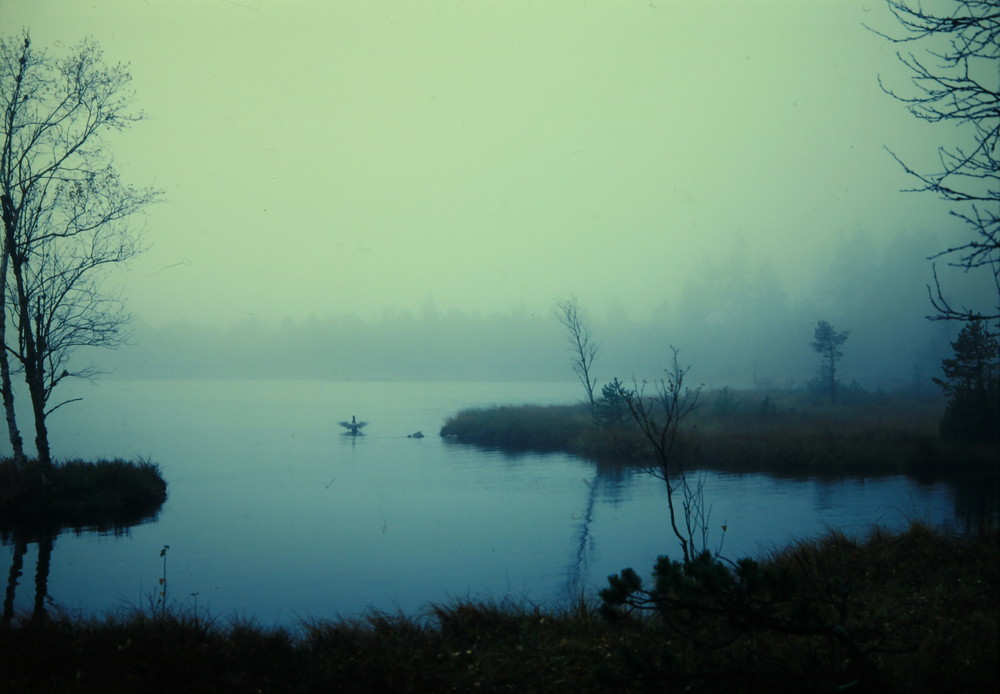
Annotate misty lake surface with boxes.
[2,380,962,627]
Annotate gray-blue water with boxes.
[2,380,961,626]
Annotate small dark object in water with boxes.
[338,415,368,436]
[407,431,424,438]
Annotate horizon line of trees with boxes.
[102,240,970,390]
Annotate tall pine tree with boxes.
[810,321,850,401]
[933,321,1000,442]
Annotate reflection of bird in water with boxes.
[338,415,368,435]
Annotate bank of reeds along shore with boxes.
[439,388,995,478]
[0,458,167,533]
[0,522,995,693]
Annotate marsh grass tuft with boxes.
[0,457,167,533]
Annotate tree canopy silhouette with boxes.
[0,33,159,466]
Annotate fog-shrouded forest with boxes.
[7,0,996,400]
[2,3,998,690]
[98,225,987,390]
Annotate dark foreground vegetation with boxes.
[0,522,995,693]
[439,389,995,478]
[0,458,167,533]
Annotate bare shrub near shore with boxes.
[622,347,707,564]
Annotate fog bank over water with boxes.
[4,0,980,332]
[100,227,989,388]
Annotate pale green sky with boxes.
[2,0,953,326]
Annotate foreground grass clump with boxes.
[602,522,999,692]
[0,458,167,531]
[765,523,998,692]
[440,389,991,477]
[0,524,995,693]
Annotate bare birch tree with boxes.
[1,33,158,466]
[622,347,704,564]
[555,296,600,413]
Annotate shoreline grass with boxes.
[1,391,994,689]
[439,389,997,478]
[0,522,995,692]
[0,458,168,534]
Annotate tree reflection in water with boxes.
[3,527,55,622]
[1,503,163,623]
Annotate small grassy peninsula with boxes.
[0,458,167,532]
[438,389,993,477]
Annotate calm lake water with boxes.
[1,380,966,627]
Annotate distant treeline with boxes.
[102,228,989,387]
[107,307,569,381]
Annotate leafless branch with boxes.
[623,347,703,563]
[555,295,601,412]
[872,0,999,329]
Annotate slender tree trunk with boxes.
[0,196,26,466]
[23,351,51,468]
[827,348,837,402]
[0,363,24,464]
[1,45,30,468]
[5,230,51,467]
[27,309,51,467]
[27,379,51,467]
[0,255,25,466]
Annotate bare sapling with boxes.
[555,296,600,416]
[622,347,707,564]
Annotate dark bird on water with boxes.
[339,415,368,436]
